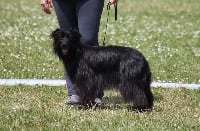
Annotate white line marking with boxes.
[0,79,199,89]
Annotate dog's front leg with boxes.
[80,92,95,108]
[76,83,96,108]
[76,66,97,108]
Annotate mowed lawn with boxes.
[0,0,199,130]
[0,86,199,130]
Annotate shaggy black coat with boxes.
[51,28,154,111]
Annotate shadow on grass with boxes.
[101,96,126,110]
[69,90,163,112]
[101,95,162,112]
[75,94,162,112]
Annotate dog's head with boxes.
[51,28,81,59]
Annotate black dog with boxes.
[51,28,154,111]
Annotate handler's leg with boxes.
[76,0,104,46]
[52,0,78,29]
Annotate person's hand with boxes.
[41,0,52,14]
[109,0,118,5]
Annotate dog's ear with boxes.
[50,28,61,39]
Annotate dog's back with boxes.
[82,45,148,68]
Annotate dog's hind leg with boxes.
[119,57,153,111]
[119,70,153,111]
[119,82,152,111]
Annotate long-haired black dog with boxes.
[51,28,154,111]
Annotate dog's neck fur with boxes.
[62,46,82,82]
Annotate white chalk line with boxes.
[0,79,199,89]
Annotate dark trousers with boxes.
[52,0,104,46]
[52,0,104,98]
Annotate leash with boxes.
[102,2,118,46]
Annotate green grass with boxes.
[0,0,200,130]
[0,86,199,130]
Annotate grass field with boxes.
[0,86,199,130]
[0,86,200,131]
[0,0,199,130]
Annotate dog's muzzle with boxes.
[61,43,68,55]
[62,48,68,55]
